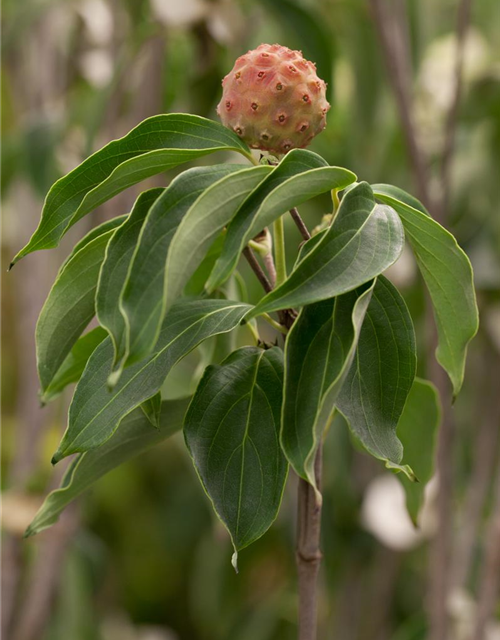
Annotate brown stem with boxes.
[290,207,311,241]
[296,446,323,640]
[263,252,277,288]
[243,246,273,293]
[244,241,322,639]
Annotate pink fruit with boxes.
[217,43,330,155]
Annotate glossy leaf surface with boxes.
[337,276,417,478]
[206,149,356,290]
[282,281,375,487]
[163,165,273,312]
[184,347,287,566]
[248,182,404,318]
[11,114,252,265]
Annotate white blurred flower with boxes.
[79,49,114,87]
[361,474,436,550]
[150,0,208,27]
[385,244,417,289]
[77,0,114,46]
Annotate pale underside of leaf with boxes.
[337,276,417,479]
[372,184,478,398]
[26,398,190,537]
[52,299,252,462]
[119,164,246,369]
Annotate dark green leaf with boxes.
[206,149,356,291]
[282,280,375,488]
[25,398,190,537]
[163,165,273,312]
[40,327,108,405]
[140,392,163,429]
[372,184,479,397]
[337,276,417,478]
[120,165,245,367]
[52,299,251,462]
[36,219,124,395]
[11,114,253,265]
[247,182,404,318]
[184,347,287,567]
[397,378,441,524]
[96,188,164,366]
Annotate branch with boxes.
[243,246,273,293]
[297,446,323,640]
[368,0,431,209]
[439,0,474,223]
[290,207,311,241]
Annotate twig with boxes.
[471,456,500,640]
[243,246,273,293]
[368,0,431,208]
[290,207,311,241]
[297,446,323,640]
[439,0,474,224]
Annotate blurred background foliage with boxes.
[1,0,500,639]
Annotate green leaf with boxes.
[247,182,405,319]
[96,188,164,366]
[36,219,124,395]
[184,346,287,567]
[140,392,163,429]
[52,299,252,462]
[11,114,252,265]
[163,165,273,312]
[40,327,108,405]
[281,280,375,489]
[397,378,441,525]
[337,276,417,478]
[120,164,245,367]
[372,184,479,397]
[206,149,356,291]
[25,398,190,537]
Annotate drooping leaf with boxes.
[36,219,125,395]
[60,216,127,269]
[11,114,253,265]
[397,378,441,524]
[337,276,417,478]
[40,327,108,405]
[247,182,405,319]
[206,149,356,291]
[140,392,163,429]
[281,280,375,488]
[26,398,190,537]
[184,346,287,568]
[52,299,252,462]
[96,188,164,365]
[372,184,479,398]
[120,164,245,367]
[163,165,273,312]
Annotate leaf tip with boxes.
[107,369,122,391]
[51,450,63,466]
[231,550,239,574]
[23,525,35,539]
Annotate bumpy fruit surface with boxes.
[217,43,330,155]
